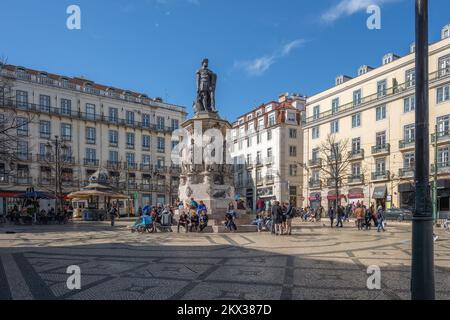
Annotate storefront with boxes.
[372,186,387,209]
[309,192,322,210]
[257,187,276,208]
[348,188,365,206]
[399,182,415,209]
[400,179,450,212]
[327,191,346,209]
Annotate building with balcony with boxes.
[0,63,187,214]
[302,24,450,211]
[230,93,306,210]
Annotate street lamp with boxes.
[46,135,68,213]
[411,0,435,300]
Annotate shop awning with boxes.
[309,193,321,201]
[0,192,21,198]
[373,186,387,199]
[327,194,346,200]
[348,188,364,199]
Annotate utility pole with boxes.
[411,0,435,300]
[433,124,438,223]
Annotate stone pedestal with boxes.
[178,111,235,227]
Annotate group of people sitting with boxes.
[2,204,72,225]
[130,204,175,233]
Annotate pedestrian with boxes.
[177,211,190,233]
[376,206,385,232]
[109,204,118,227]
[199,211,209,232]
[256,197,265,215]
[284,202,294,235]
[336,205,344,228]
[328,206,336,228]
[355,204,364,230]
[271,201,283,235]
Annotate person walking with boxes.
[355,204,364,230]
[376,206,385,232]
[328,206,336,228]
[109,204,118,227]
[336,205,344,228]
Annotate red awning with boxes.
[327,194,346,200]
[348,193,365,199]
[0,192,20,198]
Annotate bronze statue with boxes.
[194,58,217,113]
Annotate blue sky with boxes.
[0,0,449,121]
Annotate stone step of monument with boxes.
[213,225,258,233]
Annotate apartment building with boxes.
[231,93,306,210]
[303,24,450,212]
[0,64,187,214]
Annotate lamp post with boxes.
[411,0,435,300]
[46,135,67,214]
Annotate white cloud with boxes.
[234,39,305,77]
[321,0,399,23]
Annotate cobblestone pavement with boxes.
[0,220,449,300]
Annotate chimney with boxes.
[278,92,289,103]
[442,24,450,40]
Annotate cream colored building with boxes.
[231,93,306,210]
[0,64,187,214]
[303,24,450,211]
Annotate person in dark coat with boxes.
[271,201,283,235]
[328,207,336,228]
[336,205,344,228]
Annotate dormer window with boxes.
[247,114,253,121]
[382,53,399,65]
[335,75,352,86]
[442,24,450,40]
[265,104,273,113]
[410,42,416,53]
[358,65,373,76]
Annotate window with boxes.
[377,80,387,98]
[39,143,47,157]
[246,137,252,148]
[39,120,51,139]
[142,155,151,165]
[330,120,339,133]
[268,113,276,126]
[248,122,254,134]
[286,111,296,122]
[267,148,273,159]
[256,168,262,184]
[157,137,165,152]
[171,119,179,130]
[267,130,272,141]
[352,138,361,154]
[256,151,262,165]
[86,127,96,144]
[109,108,118,123]
[376,131,387,146]
[404,124,415,142]
[126,153,135,166]
[438,147,449,166]
[237,172,243,186]
[16,90,28,107]
[438,54,450,76]
[257,133,262,144]
[15,117,28,136]
[39,95,51,112]
[312,170,320,182]
[126,132,135,149]
[61,123,72,141]
[86,148,96,160]
[142,135,151,150]
[312,126,320,139]
[126,111,135,125]
[375,158,386,174]
[109,130,118,146]
[437,85,450,103]
[289,128,297,139]
[157,116,165,130]
[437,115,450,134]
[352,163,361,177]
[404,96,416,113]
[156,157,165,168]
[331,143,340,161]
[289,146,297,157]
[331,98,339,114]
[142,114,150,128]
[351,113,361,128]
[109,151,119,163]
[313,105,320,120]
[246,154,252,166]
[265,104,273,113]
[405,68,416,88]
[289,164,297,177]
[376,105,386,121]
[86,103,96,119]
[171,140,179,150]
[61,99,71,115]
[238,140,243,150]
[353,90,362,106]
[17,141,28,158]
[404,153,415,169]
[258,118,265,130]
[312,148,319,161]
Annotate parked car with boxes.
[384,208,413,222]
